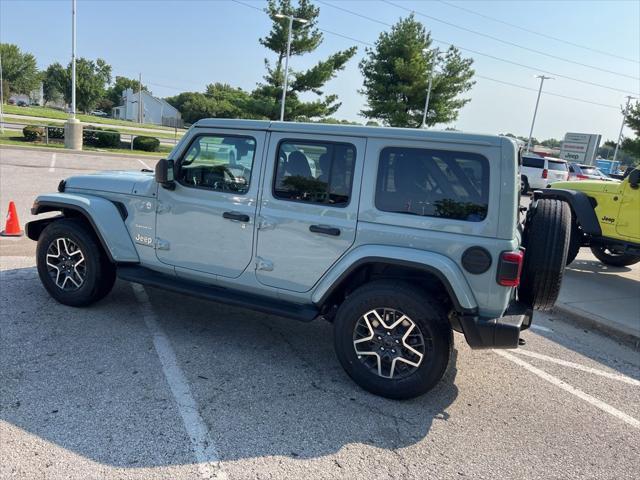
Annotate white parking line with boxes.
[48,153,57,172]
[137,158,152,170]
[530,325,553,333]
[494,349,640,429]
[512,349,640,386]
[132,284,227,480]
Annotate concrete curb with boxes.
[553,303,640,348]
[0,143,163,161]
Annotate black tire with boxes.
[333,280,452,400]
[566,220,581,266]
[36,218,116,307]
[521,176,529,195]
[519,198,571,311]
[590,245,640,267]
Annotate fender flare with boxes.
[27,193,139,263]
[312,245,478,313]
[536,188,602,236]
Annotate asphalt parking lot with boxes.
[1,146,639,480]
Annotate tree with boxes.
[106,76,147,106]
[41,58,111,112]
[359,15,475,127]
[42,63,66,105]
[166,83,255,124]
[250,0,357,120]
[0,43,40,97]
[621,101,640,161]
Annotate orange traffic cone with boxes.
[1,201,23,237]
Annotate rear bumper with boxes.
[459,302,532,349]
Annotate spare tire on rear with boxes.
[519,198,571,311]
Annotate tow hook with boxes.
[518,338,526,346]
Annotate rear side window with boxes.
[522,156,544,168]
[548,160,568,171]
[273,140,356,206]
[376,147,489,222]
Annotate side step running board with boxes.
[117,265,319,322]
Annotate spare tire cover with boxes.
[519,198,571,311]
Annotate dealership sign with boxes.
[560,132,601,165]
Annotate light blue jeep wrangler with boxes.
[27,120,571,399]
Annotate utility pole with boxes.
[0,49,4,134]
[526,75,553,153]
[613,95,635,163]
[275,13,307,122]
[138,73,143,124]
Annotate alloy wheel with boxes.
[46,237,86,291]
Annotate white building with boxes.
[112,88,182,127]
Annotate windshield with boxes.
[580,166,598,175]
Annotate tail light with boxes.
[576,174,589,180]
[497,250,524,287]
[542,169,548,179]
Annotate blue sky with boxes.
[1,0,639,141]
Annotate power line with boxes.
[437,0,640,64]
[381,0,639,80]
[230,0,624,111]
[315,0,639,96]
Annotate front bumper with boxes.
[459,302,532,349]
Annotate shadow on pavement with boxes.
[567,258,633,275]
[0,267,459,467]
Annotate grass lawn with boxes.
[3,104,185,132]
[0,131,171,157]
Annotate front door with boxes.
[155,130,266,278]
[255,133,366,292]
[616,175,640,241]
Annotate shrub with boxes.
[83,127,99,146]
[133,136,160,152]
[23,125,44,141]
[95,128,120,148]
[47,125,65,139]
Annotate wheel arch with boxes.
[27,193,139,263]
[537,188,602,236]
[313,245,478,317]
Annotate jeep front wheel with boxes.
[333,281,452,400]
[590,245,640,267]
[36,218,116,307]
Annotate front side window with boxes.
[376,147,489,222]
[178,135,256,194]
[273,140,356,206]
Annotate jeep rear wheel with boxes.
[519,198,571,311]
[590,245,640,267]
[333,281,452,400]
[36,218,116,307]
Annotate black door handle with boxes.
[309,225,341,236]
[223,211,250,222]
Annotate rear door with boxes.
[255,132,366,292]
[616,176,640,241]
[547,159,569,182]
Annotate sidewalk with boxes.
[555,249,640,341]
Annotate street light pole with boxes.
[0,50,4,134]
[275,13,307,122]
[420,49,434,129]
[613,95,635,163]
[71,0,76,119]
[526,75,553,153]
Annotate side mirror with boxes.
[629,169,639,189]
[155,159,175,190]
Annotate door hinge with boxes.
[257,216,276,230]
[156,201,171,213]
[155,238,170,250]
[255,256,273,271]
